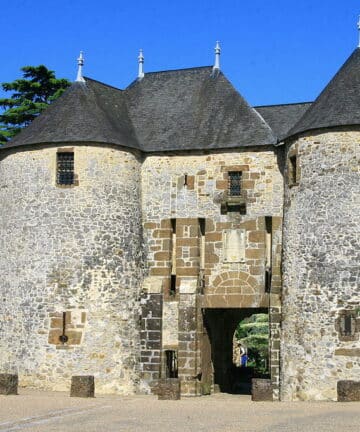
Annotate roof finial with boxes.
[357,16,360,48]
[76,51,85,82]
[213,41,221,71]
[138,49,145,79]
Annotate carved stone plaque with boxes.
[223,229,246,263]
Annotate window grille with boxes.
[228,171,242,196]
[57,152,74,185]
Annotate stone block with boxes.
[150,267,170,276]
[157,378,181,400]
[245,248,264,259]
[337,380,360,401]
[66,330,82,345]
[251,378,273,401]
[144,222,158,229]
[248,231,265,243]
[70,375,95,398]
[0,374,18,395]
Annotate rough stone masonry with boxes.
[0,44,359,401]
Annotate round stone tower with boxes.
[281,49,360,400]
[0,79,143,393]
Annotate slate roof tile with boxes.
[255,102,312,141]
[3,78,139,150]
[3,66,277,152]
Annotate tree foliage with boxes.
[235,313,269,374]
[0,65,70,143]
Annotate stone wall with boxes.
[281,129,360,400]
[0,143,284,397]
[0,144,142,394]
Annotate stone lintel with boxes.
[335,348,360,357]
[199,293,269,308]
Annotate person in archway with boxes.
[241,345,248,367]
[235,341,246,367]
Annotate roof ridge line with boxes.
[83,76,123,92]
[144,65,213,75]
[254,101,313,108]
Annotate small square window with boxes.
[340,314,355,337]
[336,310,359,341]
[57,152,74,185]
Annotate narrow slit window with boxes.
[228,171,242,196]
[57,152,74,185]
[170,218,176,275]
[165,350,178,378]
[199,218,206,270]
[344,315,352,336]
[337,311,358,341]
[289,155,297,185]
[169,218,177,297]
[265,216,272,293]
[341,314,355,337]
[170,275,176,296]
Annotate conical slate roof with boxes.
[288,48,360,138]
[5,78,139,150]
[3,66,276,152]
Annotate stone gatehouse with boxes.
[0,43,358,401]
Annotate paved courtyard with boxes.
[0,389,359,432]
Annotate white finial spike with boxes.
[76,51,85,82]
[213,41,221,71]
[138,49,145,79]
[357,16,360,48]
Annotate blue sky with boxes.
[1,0,359,105]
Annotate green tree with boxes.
[0,65,70,143]
[235,313,269,375]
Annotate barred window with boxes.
[340,313,356,337]
[336,310,358,341]
[57,152,74,185]
[228,171,242,196]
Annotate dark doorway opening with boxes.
[202,308,268,394]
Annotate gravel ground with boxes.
[0,389,359,432]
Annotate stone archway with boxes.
[212,271,259,295]
[202,307,268,394]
